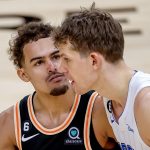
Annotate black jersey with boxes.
[14,91,103,150]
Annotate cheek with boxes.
[71,66,79,76]
[31,76,46,89]
[29,69,45,81]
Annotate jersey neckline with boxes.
[27,93,80,135]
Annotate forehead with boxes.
[24,37,55,51]
[23,37,58,57]
[59,40,78,58]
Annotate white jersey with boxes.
[104,71,150,150]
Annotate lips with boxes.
[47,74,64,82]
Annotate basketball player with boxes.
[0,22,120,150]
[54,3,150,150]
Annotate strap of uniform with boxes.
[14,95,29,150]
[84,91,99,150]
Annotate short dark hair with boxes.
[8,22,54,68]
[55,4,124,63]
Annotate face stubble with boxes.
[50,84,69,96]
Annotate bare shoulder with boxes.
[135,87,150,115]
[92,95,108,137]
[92,94,109,127]
[0,106,14,130]
[0,106,17,149]
[92,94,118,149]
[135,86,150,114]
[135,87,150,145]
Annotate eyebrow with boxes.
[30,50,59,63]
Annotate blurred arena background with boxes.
[0,0,150,112]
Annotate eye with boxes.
[34,60,44,66]
[63,57,69,62]
[51,54,60,61]
[63,57,70,63]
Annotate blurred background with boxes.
[0,0,150,112]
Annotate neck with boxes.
[96,61,134,108]
[33,88,75,119]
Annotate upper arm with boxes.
[135,87,150,146]
[92,95,117,149]
[0,106,18,150]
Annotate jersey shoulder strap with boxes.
[14,94,30,150]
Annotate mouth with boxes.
[47,74,65,83]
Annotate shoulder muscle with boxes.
[0,106,17,149]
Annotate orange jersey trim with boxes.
[84,92,98,150]
[14,102,22,150]
[27,94,80,135]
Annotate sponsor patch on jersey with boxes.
[64,127,83,145]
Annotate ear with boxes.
[17,68,30,82]
[89,52,102,70]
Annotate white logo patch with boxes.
[22,133,39,142]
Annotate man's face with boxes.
[58,41,98,94]
[19,37,69,96]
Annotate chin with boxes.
[50,85,69,96]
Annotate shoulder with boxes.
[0,106,17,147]
[92,94,105,115]
[92,95,108,138]
[92,95,112,133]
[92,94,117,148]
[135,86,150,112]
[135,87,150,145]
[0,106,14,127]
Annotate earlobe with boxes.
[17,68,30,82]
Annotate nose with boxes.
[46,60,57,72]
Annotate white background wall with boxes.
[0,0,150,112]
